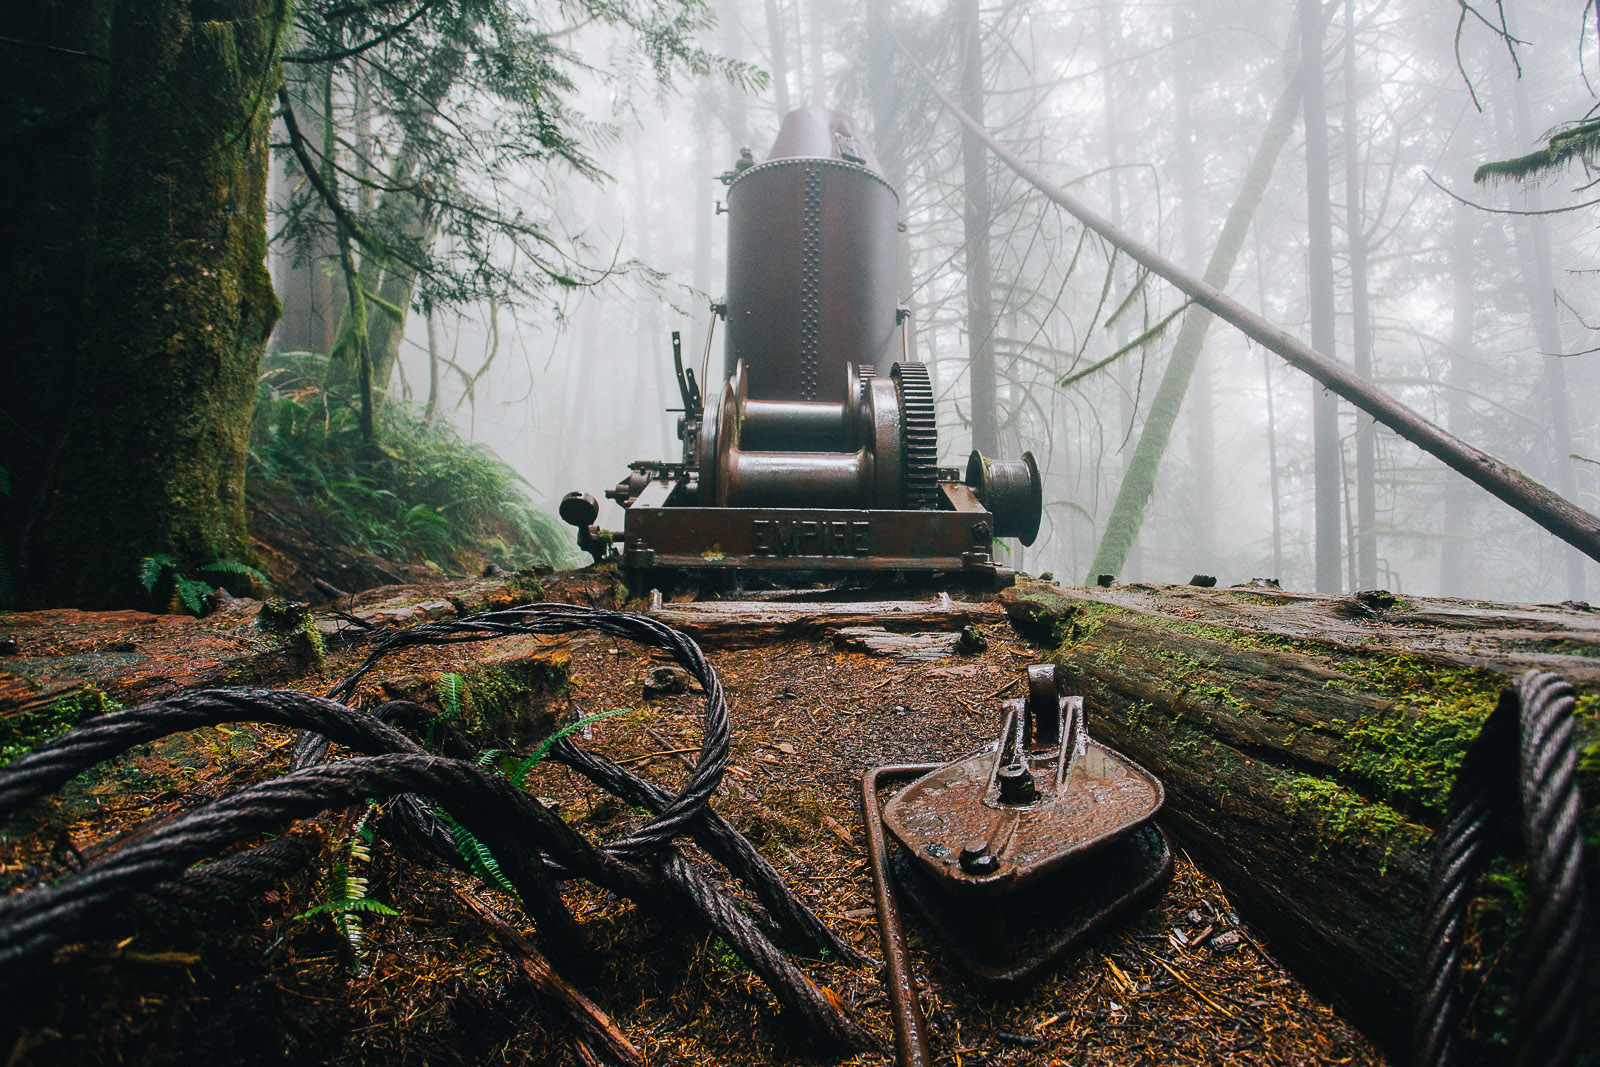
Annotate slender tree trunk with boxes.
[807,0,826,106]
[1098,0,1140,581]
[765,0,792,116]
[1438,192,1476,595]
[1499,21,1587,600]
[1343,0,1377,590]
[24,0,284,607]
[324,43,462,403]
[364,201,439,390]
[1086,63,1303,582]
[1300,0,1342,593]
[1254,227,1284,579]
[866,0,909,322]
[629,144,674,456]
[721,0,748,150]
[693,91,715,375]
[957,0,997,456]
[270,44,344,356]
[424,306,441,422]
[1173,13,1215,573]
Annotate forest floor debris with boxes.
[1,571,1383,1065]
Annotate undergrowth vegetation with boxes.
[250,351,576,574]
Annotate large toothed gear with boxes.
[891,362,939,509]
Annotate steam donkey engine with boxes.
[561,108,1042,592]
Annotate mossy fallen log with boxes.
[1001,579,1600,1060]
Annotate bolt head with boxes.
[997,762,1038,804]
[959,838,999,875]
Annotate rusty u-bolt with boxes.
[862,764,939,1067]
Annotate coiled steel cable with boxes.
[0,606,872,1050]
[300,604,730,862]
[1415,670,1591,1067]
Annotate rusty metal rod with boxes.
[863,764,940,1067]
[904,44,1600,568]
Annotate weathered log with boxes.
[649,597,1003,649]
[1000,579,1600,1060]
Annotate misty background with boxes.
[268,0,1600,603]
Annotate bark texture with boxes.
[1001,578,1600,1059]
[8,0,284,608]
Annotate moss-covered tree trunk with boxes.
[1002,578,1600,1061]
[17,0,283,608]
[1085,61,1301,582]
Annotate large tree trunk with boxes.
[1001,578,1600,1060]
[14,0,283,608]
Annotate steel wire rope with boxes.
[0,607,872,1049]
[0,751,876,1048]
[1415,670,1591,1067]
[298,604,730,862]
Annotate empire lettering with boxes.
[751,520,873,557]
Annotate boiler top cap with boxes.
[763,107,886,177]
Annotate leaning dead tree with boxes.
[905,50,1600,569]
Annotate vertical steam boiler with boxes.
[561,108,1042,592]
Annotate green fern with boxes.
[248,349,581,572]
[434,707,632,899]
[439,672,465,719]
[296,897,399,920]
[439,808,521,900]
[138,554,177,593]
[138,554,267,615]
[296,805,389,974]
[198,558,269,585]
[510,708,631,787]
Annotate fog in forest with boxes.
[270,0,1600,603]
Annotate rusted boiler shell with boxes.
[724,107,902,404]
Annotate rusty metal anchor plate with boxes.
[890,822,1171,989]
[881,667,1163,900]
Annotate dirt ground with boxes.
[0,577,1385,1066]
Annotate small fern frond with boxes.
[438,672,465,719]
[295,898,400,920]
[174,576,213,615]
[138,554,175,593]
[511,708,631,787]
[440,808,520,900]
[199,558,269,586]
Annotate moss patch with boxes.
[447,659,573,749]
[1278,774,1427,861]
[1329,656,1505,820]
[0,687,122,767]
